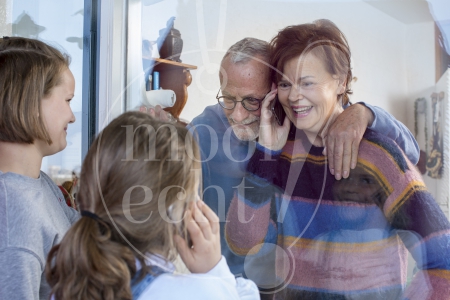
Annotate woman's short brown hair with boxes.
[270,19,353,105]
[0,46,70,144]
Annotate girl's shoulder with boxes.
[0,171,47,207]
[138,257,259,300]
[40,171,80,224]
[138,273,240,300]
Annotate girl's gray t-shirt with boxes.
[0,171,79,300]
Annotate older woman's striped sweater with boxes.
[225,128,450,300]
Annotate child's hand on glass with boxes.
[139,105,176,123]
[174,200,221,274]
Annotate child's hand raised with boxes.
[139,105,176,123]
[174,200,221,274]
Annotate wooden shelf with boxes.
[152,58,197,70]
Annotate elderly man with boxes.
[188,37,419,281]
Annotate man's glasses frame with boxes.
[216,89,269,111]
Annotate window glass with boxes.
[117,0,450,296]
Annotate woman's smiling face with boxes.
[277,52,345,142]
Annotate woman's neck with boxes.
[304,105,344,147]
[0,142,43,178]
[304,133,325,147]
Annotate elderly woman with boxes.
[225,19,450,299]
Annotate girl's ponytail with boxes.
[46,216,136,300]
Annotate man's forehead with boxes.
[220,61,269,90]
[222,57,268,72]
[220,77,269,93]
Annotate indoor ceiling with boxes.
[363,0,433,24]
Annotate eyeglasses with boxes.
[216,89,269,111]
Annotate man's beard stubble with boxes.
[228,115,260,141]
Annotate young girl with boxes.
[0,39,79,299]
[45,111,259,300]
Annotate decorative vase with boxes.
[159,23,183,62]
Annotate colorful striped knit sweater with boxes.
[225,128,450,300]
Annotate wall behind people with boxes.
[170,0,435,129]
[404,22,442,207]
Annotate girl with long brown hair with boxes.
[45,111,259,300]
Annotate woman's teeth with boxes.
[294,106,312,113]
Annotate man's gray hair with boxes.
[222,37,269,65]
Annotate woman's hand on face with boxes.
[258,83,291,151]
[174,200,221,274]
